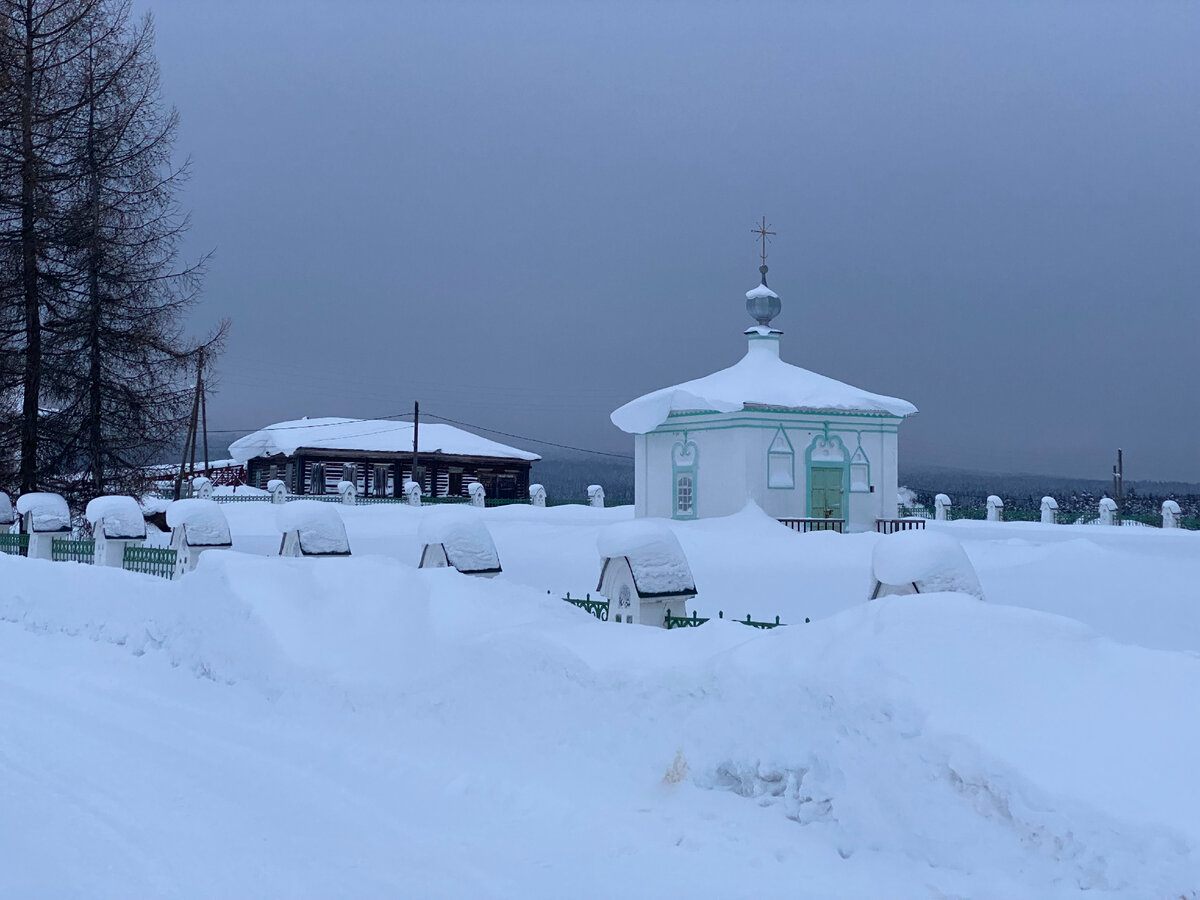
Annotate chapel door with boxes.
[810,467,844,519]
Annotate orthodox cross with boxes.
[751,216,776,265]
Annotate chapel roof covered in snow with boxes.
[15,492,70,532]
[611,338,917,434]
[229,418,540,463]
[277,500,351,556]
[85,496,147,540]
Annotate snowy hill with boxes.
[1,504,1197,897]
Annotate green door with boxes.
[810,466,844,519]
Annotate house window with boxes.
[342,464,357,488]
[373,465,390,497]
[448,469,464,496]
[675,473,694,515]
[767,427,795,489]
[310,462,326,495]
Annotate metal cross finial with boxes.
[751,216,776,265]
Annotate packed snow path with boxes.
[1,505,1197,898]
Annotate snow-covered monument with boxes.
[418,515,501,577]
[277,500,351,557]
[85,496,147,567]
[611,254,916,531]
[15,492,71,559]
[167,499,233,576]
[869,530,984,601]
[595,521,697,627]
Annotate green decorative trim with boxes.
[671,437,698,520]
[656,421,899,436]
[767,426,795,490]
[849,441,871,493]
[666,406,902,421]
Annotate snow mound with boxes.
[597,520,696,596]
[85,496,147,540]
[419,513,500,574]
[276,500,351,555]
[610,339,916,434]
[871,530,984,600]
[15,492,70,532]
[167,499,231,547]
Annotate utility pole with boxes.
[1112,448,1123,509]
[173,350,203,500]
[199,346,209,475]
[411,400,420,494]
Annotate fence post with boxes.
[529,483,546,507]
[268,479,287,504]
[468,482,486,508]
[934,493,951,521]
[1098,497,1117,526]
[587,484,605,508]
[1040,496,1058,524]
[192,476,213,500]
[1162,500,1181,529]
[337,480,356,506]
[404,480,422,507]
[986,495,1004,522]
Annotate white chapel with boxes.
[610,258,917,532]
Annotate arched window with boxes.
[675,473,694,515]
[672,438,698,520]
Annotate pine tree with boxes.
[42,3,222,499]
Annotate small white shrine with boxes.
[595,520,697,627]
[15,492,71,559]
[167,499,233,576]
[418,515,502,577]
[277,500,351,557]
[611,250,916,531]
[869,530,984,601]
[85,496,147,567]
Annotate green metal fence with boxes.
[562,592,609,621]
[664,609,792,630]
[123,545,177,579]
[0,533,29,556]
[51,538,95,563]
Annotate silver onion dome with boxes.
[745,264,781,327]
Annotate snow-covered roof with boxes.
[419,514,501,574]
[229,418,540,463]
[277,500,350,555]
[15,492,70,532]
[1040,496,1059,510]
[597,520,696,597]
[871,531,983,601]
[167,499,232,547]
[0,491,13,526]
[745,283,779,301]
[85,496,147,540]
[1163,500,1181,514]
[1099,498,1118,511]
[610,337,916,434]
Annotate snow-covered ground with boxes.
[1,503,1197,898]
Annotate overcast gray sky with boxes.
[143,1,1199,481]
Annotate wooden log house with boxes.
[229,418,539,499]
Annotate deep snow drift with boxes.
[1,502,1197,898]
